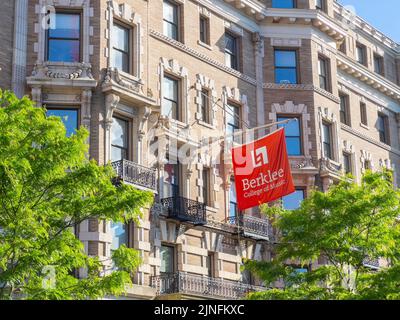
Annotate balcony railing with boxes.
[228,215,271,241]
[161,197,206,225]
[111,159,157,192]
[151,272,265,300]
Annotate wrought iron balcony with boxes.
[363,257,380,269]
[228,215,271,241]
[161,197,206,225]
[111,159,157,192]
[151,272,265,300]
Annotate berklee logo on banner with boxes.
[232,128,295,211]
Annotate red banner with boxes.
[231,128,295,211]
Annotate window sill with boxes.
[205,206,218,213]
[360,123,369,130]
[198,120,215,129]
[197,40,212,51]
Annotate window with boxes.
[226,102,241,139]
[322,122,333,159]
[339,40,346,54]
[377,113,389,144]
[160,245,175,274]
[283,189,304,210]
[206,252,215,277]
[163,0,179,41]
[111,221,128,250]
[201,88,210,124]
[315,0,325,11]
[277,116,302,156]
[202,168,210,206]
[229,180,238,218]
[162,75,179,120]
[47,12,81,62]
[318,56,329,91]
[112,23,130,73]
[360,102,368,126]
[111,117,129,162]
[199,15,210,45]
[343,152,352,174]
[46,108,79,137]
[225,32,239,70]
[364,160,371,171]
[339,94,350,126]
[274,50,297,84]
[272,0,295,8]
[356,43,366,66]
[374,54,384,75]
[164,162,180,197]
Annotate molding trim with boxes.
[150,29,257,86]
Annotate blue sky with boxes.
[338,0,400,43]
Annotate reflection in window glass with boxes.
[163,0,179,40]
[229,181,238,218]
[272,0,295,8]
[111,117,128,162]
[162,76,179,120]
[112,23,130,72]
[283,189,304,210]
[46,109,78,137]
[278,116,301,156]
[160,245,174,274]
[111,221,127,250]
[225,33,238,70]
[47,13,81,62]
[274,50,297,84]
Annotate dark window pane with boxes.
[343,153,351,174]
[48,39,80,62]
[46,109,78,137]
[163,76,179,120]
[283,190,304,210]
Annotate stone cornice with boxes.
[341,124,400,157]
[263,83,340,103]
[333,2,400,54]
[149,29,258,86]
[337,54,400,102]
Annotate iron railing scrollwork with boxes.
[111,159,157,191]
[161,197,206,225]
[227,215,271,240]
[151,272,265,299]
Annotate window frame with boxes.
[163,0,180,41]
[322,121,333,160]
[46,106,80,137]
[360,102,368,126]
[342,152,352,174]
[277,115,303,156]
[199,15,210,45]
[318,55,330,92]
[274,48,298,85]
[112,20,132,74]
[46,10,82,62]
[339,93,350,126]
[111,115,131,162]
[226,101,241,138]
[356,42,367,66]
[224,31,240,71]
[373,54,384,76]
[160,244,176,274]
[200,88,211,124]
[162,73,181,121]
[377,112,390,145]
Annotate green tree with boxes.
[245,170,400,300]
[0,90,154,300]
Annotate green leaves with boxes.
[246,170,400,300]
[0,90,153,299]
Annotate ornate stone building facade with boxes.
[1,0,399,299]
